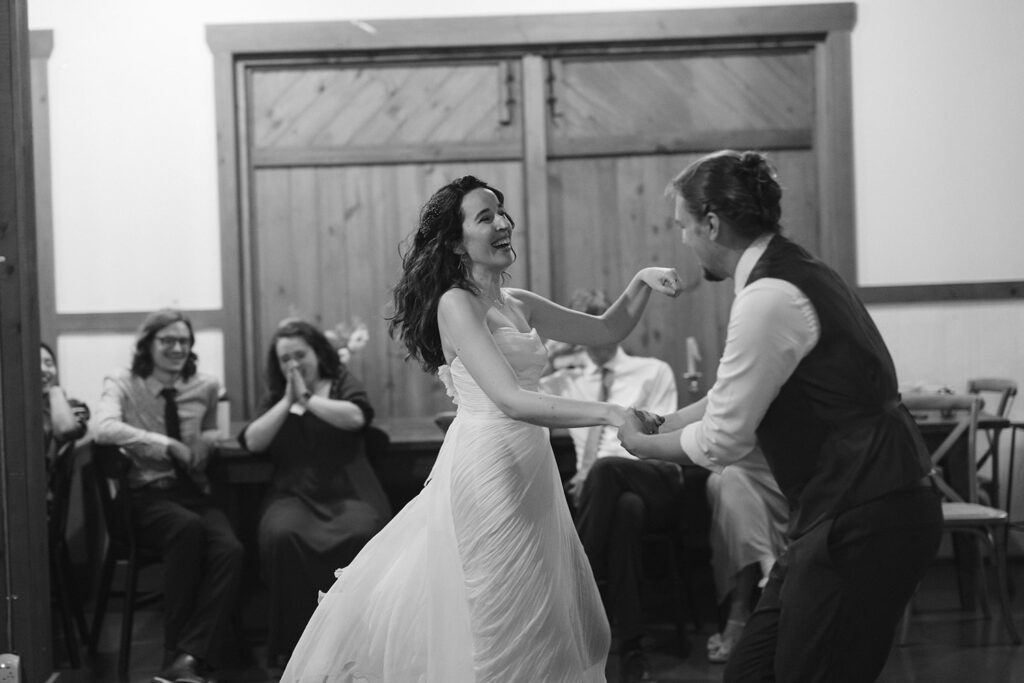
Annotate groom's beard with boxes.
[703,268,725,283]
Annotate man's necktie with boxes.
[160,387,191,485]
[579,366,614,478]
[160,387,182,441]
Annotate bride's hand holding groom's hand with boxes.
[617,407,660,457]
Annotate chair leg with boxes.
[975,539,992,620]
[61,543,91,646]
[678,553,701,631]
[119,557,140,680]
[51,551,80,668]
[88,552,116,654]
[988,530,1021,644]
[666,542,685,640]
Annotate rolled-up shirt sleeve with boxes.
[681,278,819,472]
[94,375,171,464]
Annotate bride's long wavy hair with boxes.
[388,175,514,374]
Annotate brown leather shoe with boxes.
[153,653,206,683]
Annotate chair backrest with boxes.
[90,443,135,552]
[967,378,1018,418]
[361,425,394,521]
[48,439,79,546]
[902,392,981,504]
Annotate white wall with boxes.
[28,1,1024,426]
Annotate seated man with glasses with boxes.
[539,289,683,683]
[95,308,243,683]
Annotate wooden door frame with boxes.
[2,1,53,677]
[207,3,858,417]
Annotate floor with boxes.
[64,560,1024,683]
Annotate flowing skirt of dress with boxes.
[280,411,610,682]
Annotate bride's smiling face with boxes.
[457,188,516,272]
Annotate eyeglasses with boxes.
[154,335,192,349]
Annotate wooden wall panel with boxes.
[252,161,524,419]
[209,6,857,418]
[548,149,817,401]
[251,62,522,151]
[770,151,819,255]
[551,51,814,157]
[548,152,717,402]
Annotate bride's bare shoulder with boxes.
[438,287,482,318]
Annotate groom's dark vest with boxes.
[747,235,931,539]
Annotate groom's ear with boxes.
[706,212,721,241]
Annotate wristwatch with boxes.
[301,389,312,403]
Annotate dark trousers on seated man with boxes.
[131,478,244,668]
[576,456,686,651]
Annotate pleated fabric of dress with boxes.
[281,327,610,682]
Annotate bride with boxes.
[280,175,682,682]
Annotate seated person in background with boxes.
[539,288,681,681]
[94,309,243,683]
[704,449,788,663]
[41,341,90,466]
[41,341,90,521]
[238,319,391,669]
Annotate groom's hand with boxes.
[632,408,664,434]
[642,267,684,297]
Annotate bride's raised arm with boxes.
[508,266,682,348]
[437,288,625,430]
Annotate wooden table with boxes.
[209,416,577,512]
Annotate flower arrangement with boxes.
[325,318,370,364]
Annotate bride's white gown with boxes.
[281,327,610,682]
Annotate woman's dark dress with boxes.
[239,369,391,663]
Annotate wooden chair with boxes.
[87,444,163,679]
[899,392,1020,644]
[967,378,1018,506]
[48,439,89,668]
[642,522,701,642]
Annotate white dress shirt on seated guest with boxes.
[541,347,677,470]
[94,368,221,489]
[680,234,820,473]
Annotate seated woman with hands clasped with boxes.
[239,319,391,668]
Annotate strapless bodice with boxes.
[438,327,548,418]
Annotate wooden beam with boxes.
[30,31,55,346]
[210,48,250,421]
[54,309,225,335]
[859,281,1024,305]
[1,0,52,673]
[207,4,856,54]
[521,54,551,297]
[814,28,857,285]
[548,128,813,160]
[252,142,522,168]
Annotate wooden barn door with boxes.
[245,60,527,417]
[544,49,820,399]
[212,6,856,419]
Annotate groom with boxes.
[619,150,942,682]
